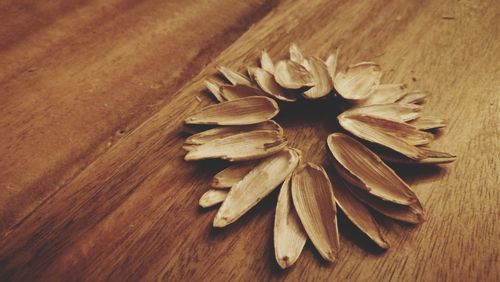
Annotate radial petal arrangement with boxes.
[182,43,456,268]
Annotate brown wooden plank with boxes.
[0,0,499,281]
[0,0,276,231]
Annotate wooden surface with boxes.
[0,0,498,280]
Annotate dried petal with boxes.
[199,190,229,208]
[274,176,307,269]
[291,163,340,262]
[378,147,457,164]
[261,50,275,74]
[184,96,279,125]
[204,79,225,102]
[185,120,282,145]
[185,130,287,161]
[343,103,422,122]
[217,66,252,86]
[347,184,425,224]
[327,133,417,205]
[331,174,389,249]
[220,84,266,101]
[409,116,447,130]
[248,67,297,102]
[418,147,457,163]
[397,91,429,104]
[325,47,340,79]
[289,43,306,64]
[342,115,433,146]
[334,62,382,100]
[211,161,258,188]
[214,148,300,227]
[338,115,426,160]
[357,84,408,106]
[302,57,333,99]
[274,60,314,89]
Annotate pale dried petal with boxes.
[419,147,457,163]
[327,133,417,205]
[261,50,275,74]
[378,147,457,164]
[334,62,382,100]
[211,161,258,188]
[302,57,333,99]
[248,67,297,102]
[184,96,279,125]
[331,174,389,249]
[346,115,433,145]
[274,60,314,89]
[397,91,429,104]
[343,103,423,122]
[185,120,282,145]
[182,144,198,151]
[409,117,447,130]
[274,176,307,269]
[199,189,229,208]
[217,66,252,86]
[347,184,425,224]
[220,84,266,101]
[291,163,340,262]
[325,47,340,79]
[289,43,305,64]
[358,84,408,106]
[214,148,300,227]
[338,115,426,160]
[185,130,287,161]
[204,79,225,102]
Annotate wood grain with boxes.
[0,0,498,281]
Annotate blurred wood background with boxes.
[0,0,498,280]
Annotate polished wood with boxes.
[0,0,498,280]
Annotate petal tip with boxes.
[213,216,229,228]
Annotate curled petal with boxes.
[334,62,382,100]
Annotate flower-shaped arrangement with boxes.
[182,44,456,268]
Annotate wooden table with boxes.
[0,0,498,280]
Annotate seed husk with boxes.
[185,130,287,161]
[211,161,258,188]
[338,115,426,160]
[216,66,252,86]
[199,189,229,208]
[408,116,447,130]
[291,163,340,262]
[358,84,408,106]
[185,120,282,145]
[204,79,225,102]
[327,133,417,205]
[342,115,434,146]
[334,62,382,100]
[289,43,306,65]
[261,50,275,74]
[325,47,340,80]
[184,96,279,125]
[220,84,266,101]
[378,147,457,164]
[302,57,333,99]
[274,176,307,269]
[331,174,389,249]
[342,103,422,123]
[248,67,297,102]
[274,60,314,89]
[397,91,429,104]
[213,148,300,227]
[347,184,425,224]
